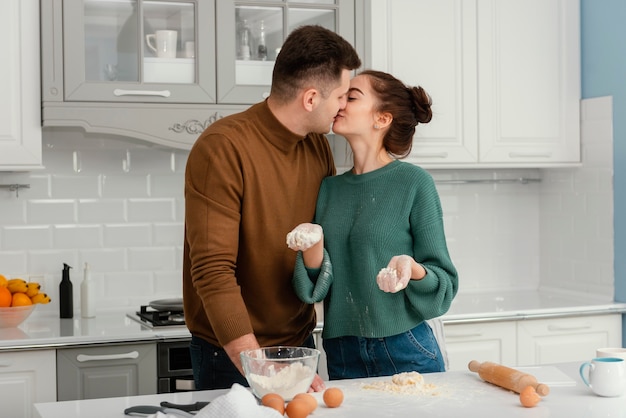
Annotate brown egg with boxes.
[293,393,317,413]
[261,393,285,414]
[285,398,311,418]
[323,387,344,408]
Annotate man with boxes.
[183,25,361,390]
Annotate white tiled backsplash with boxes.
[0,97,613,314]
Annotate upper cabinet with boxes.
[0,0,42,170]
[363,0,580,168]
[41,0,356,149]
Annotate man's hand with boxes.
[223,333,261,375]
[308,373,326,392]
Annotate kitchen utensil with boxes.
[124,405,193,417]
[468,360,550,396]
[160,401,210,412]
[145,30,178,58]
[149,298,183,312]
[240,346,320,401]
[580,357,626,397]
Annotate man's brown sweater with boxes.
[183,100,335,348]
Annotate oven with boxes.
[157,339,195,393]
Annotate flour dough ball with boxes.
[391,371,425,386]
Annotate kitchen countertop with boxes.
[442,288,626,323]
[34,362,625,418]
[0,309,191,351]
[2,289,625,351]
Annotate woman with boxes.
[287,70,458,380]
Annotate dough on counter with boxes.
[362,371,438,395]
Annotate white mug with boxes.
[579,357,626,397]
[146,30,177,58]
[184,41,195,58]
[597,347,626,361]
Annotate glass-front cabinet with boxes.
[216,0,355,104]
[43,0,354,106]
[41,0,358,149]
[59,0,215,103]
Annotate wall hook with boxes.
[0,184,30,197]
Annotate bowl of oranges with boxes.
[0,274,51,328]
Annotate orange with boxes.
[11,292,33,307]
[0,286,11,307]
[0,274,7,288]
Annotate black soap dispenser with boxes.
[59,263,73,318]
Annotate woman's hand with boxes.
[286,223,323,252]
[376,255,416,293]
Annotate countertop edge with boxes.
[442,304,626,324]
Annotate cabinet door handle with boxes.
[413,152,449,159]
[547,323,592,332]
[508,152,552,158]
[113,89,171,98]
[76,351,140,362]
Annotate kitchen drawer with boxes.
[444,322,516,371]
[57,342,157,401]
[517,314,622,366]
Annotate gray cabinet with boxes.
[56,342,157,401]
[44,0,215,105]
[215,1,355,104]
[41,0,358,149]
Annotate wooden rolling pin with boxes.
[468,360,550,396]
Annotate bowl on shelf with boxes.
[240,346,320,401]
[0,305,36,328]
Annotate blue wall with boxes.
[580,0,626,341]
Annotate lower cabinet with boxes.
[444,322,517,371]
[0,349,56,418]
[444,314,622,371]
[56,342,157,401]
[516,315,622,365]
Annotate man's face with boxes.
[309,69,351,134]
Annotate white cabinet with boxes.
[0,350,56,418]
[444,314,622,371]
[517,315,622,366]
[444,322,516,371]
[0,0,42,170]
[364,0,580,168]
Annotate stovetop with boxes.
[127,305,187,329]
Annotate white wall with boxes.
[0,98,613,315]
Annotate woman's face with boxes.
[331,74,378,138]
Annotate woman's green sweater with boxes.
[293,160,458,339]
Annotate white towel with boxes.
[195,384,282,418]
[145,384,281,418]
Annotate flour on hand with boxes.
[377,267,403,291]
[286,224,322,251]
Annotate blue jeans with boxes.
[190,334,316,390]
[322,321,445,380]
